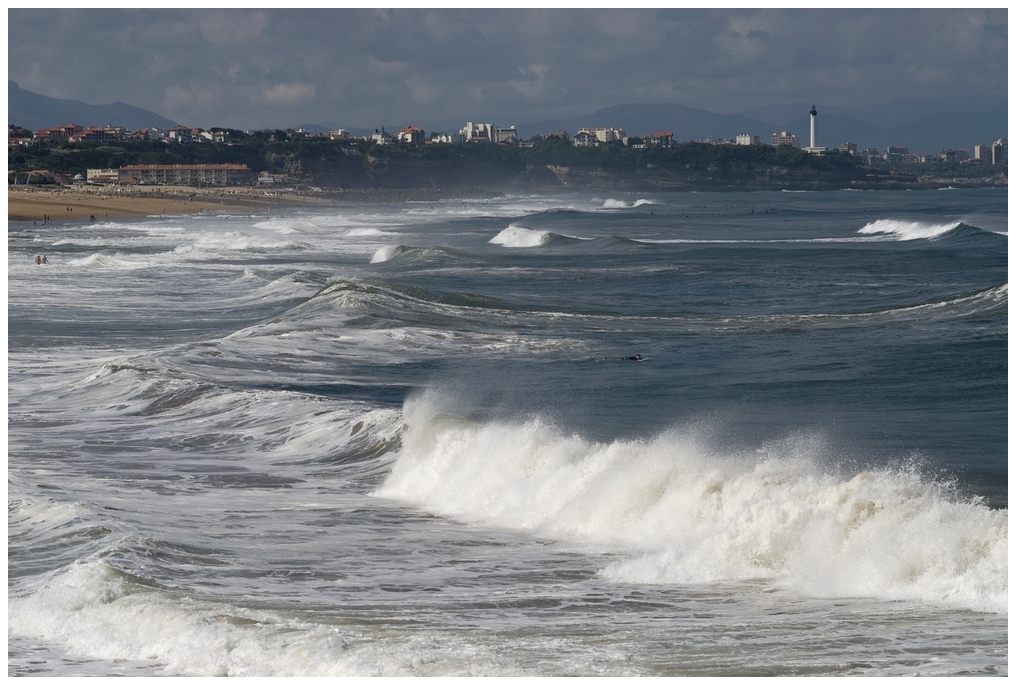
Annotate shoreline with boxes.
[7,186,507,222]
[8,182,1002,223]
[7,186,328,222]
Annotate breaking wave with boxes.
[8,558,510,676]
[371,244,413,263]
[601,198,657,209]
[858,219,962,241]
[489,224,553,248]
[376,393,1007,613]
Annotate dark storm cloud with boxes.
[8,9,1007,130]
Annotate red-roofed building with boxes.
[68,126,131,143]
[398,126,425,144]
[90,164,253,186]
[167,126,195,143]
[33,124,83,141]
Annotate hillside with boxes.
[9,134,1005,192]
[8,81,177,131]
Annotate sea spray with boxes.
[377,393,1007,612]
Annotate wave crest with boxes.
[376,394,1007,612]
[370,245,411,263]
[489,224,552,248]
[601,198,656,209]
[858,219,962,241]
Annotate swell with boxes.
[311,278,517,315]
[272,278,1007,339]
[488,223,587,248]
[369,244,472,264]
[14,353,406,475]
[735,283,1009,332]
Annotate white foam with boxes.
[857,219,962,241]
[8,492,96,543]
[600,198,657,209]
[8,559,513,676]
[376,394,1007,613]
[65,253,161,270]
[346,227,399,237]
[224,273,322,305]
[489,224,551,248]
[601,199,629,209]
[371,245,401,263]
[178,231,301,253]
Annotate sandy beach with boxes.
[8,186,505,222]
[8,186,329,222]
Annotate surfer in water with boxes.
[623,354,644,361]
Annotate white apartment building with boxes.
[88,164,253,185]
[493,126,517,144]
[461,122,494,142]
[371,127,395,145]
[736,134,760,146]
[991,138,1007,164]
[85,168,122,183]
[398,126,425,144]
[772,131,800,148]
[432,132,464,144]
[577,127,626,144]
[167,126,195,143]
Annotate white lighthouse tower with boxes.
[804,104,827,155]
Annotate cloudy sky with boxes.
[8,9,1008,131]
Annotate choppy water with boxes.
[8,189,1007,676]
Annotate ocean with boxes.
[7,188,1007,676]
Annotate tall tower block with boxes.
[805,104,826,154]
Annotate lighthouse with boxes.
[810,105,817,148]
[804,104,827,155]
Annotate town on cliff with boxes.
[8,112,1008,193]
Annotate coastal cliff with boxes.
[9,136,1006,192]
[232,139,1010,191]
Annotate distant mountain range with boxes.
[8,80,1006,154]
[9,81,177,131]
[517,94,1007,154]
